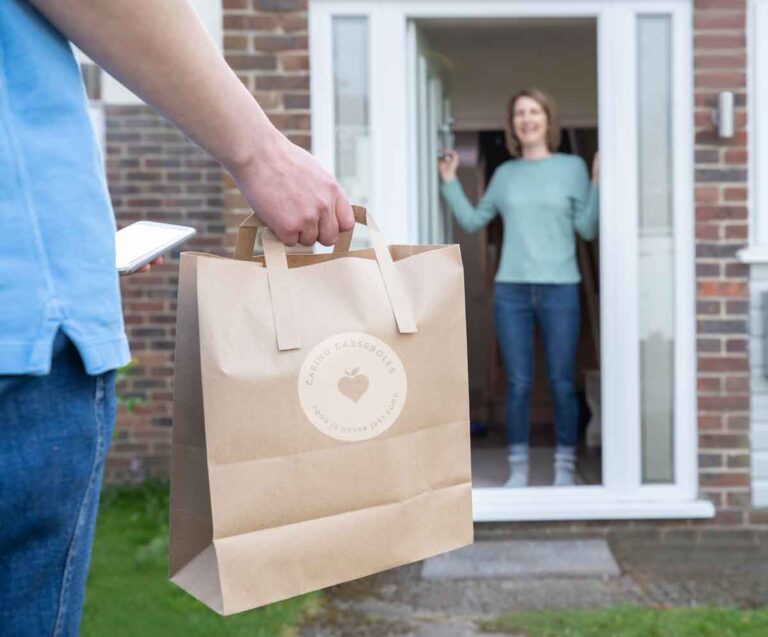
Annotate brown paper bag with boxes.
[169,206,473,615]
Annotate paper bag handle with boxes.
[235,205,365,261]
[235,206,417,351]
[332,206,366,253]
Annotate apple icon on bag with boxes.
[338,368,369,403]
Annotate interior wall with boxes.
[423,19,598,129]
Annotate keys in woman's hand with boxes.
[438,149,460,183]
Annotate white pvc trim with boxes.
[474,493,715,522]
[87,102,105,152]
[671,2,699,501]
[748,0,768,248]
[754,480,768,507]
[371,6,411,243]
[746,0,768,508]
[738,246,768,264]
[309,6,335,173]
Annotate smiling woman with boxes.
[505,88,562,159]
[438,88,599,489]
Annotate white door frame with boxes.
[742,0,768,506]
[309,0,713,521]
[744,0,768,256]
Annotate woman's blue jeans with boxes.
[0,331,116,637]
[493,282,581,449]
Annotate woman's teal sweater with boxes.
[440,153,599,284]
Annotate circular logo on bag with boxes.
[298,332,407,442]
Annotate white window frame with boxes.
[310,0,712,521]
[744,0,768,506]
[739,0,768,263]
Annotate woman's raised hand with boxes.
[438,149,460,183]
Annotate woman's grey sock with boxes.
[553,446,577,486]
[504,444,529,488]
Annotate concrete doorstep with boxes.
[301,540,625,637]
[421,539,621,580]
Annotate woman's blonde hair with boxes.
[505,88,561,157]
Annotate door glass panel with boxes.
[637,15,675,484]
[416,40,452,245]
[333,17,370,207]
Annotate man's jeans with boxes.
[493,282,581,449]
[0,331,116,636]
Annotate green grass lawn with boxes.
[483,606,768,637]
[81,482,318,637]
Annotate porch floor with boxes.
[471,446,602,487]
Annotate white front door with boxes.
[310,0,713,521]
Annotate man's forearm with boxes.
[29,0,275,173]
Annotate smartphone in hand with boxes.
[116,221,196,275]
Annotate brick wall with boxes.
[221,0,310,248]
[692,0,755,525]
[106,105,225,482]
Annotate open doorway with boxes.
[415,18,602,487]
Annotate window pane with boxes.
[637,15,675,484]
[333,17,370,207]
